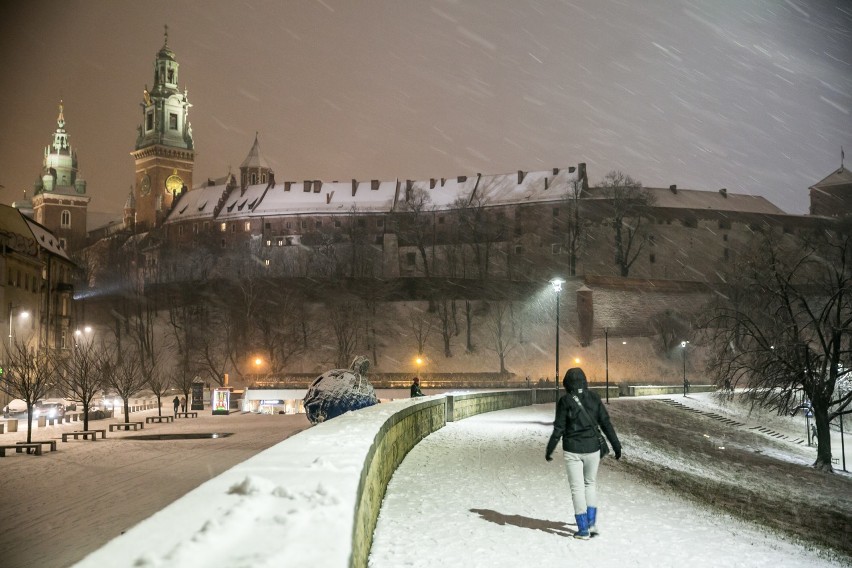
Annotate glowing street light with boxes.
[550,278,564,395]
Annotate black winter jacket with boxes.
[546,369,621,458]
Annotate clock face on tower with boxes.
[140,174,151,196]
[165,173,184,193]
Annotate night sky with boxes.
[1,0,850,219]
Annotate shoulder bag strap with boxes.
[570,394,601,430]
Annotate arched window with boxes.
[251,173,257,185]
[61,210,71,228]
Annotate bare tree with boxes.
[54,340,108,431]
[107,346,148,423]
[329,300,362,368]
[397,186,436,277]
[700,221,851,472]
[596,170,655,277]
[0,342,54,443]
[562,176,585,276]
[148,359,175,417]
[409,307,433,356]
[650,309,691,357]
[484,300,516,375]
[435,298,453,358]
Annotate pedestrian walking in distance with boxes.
[410,377,425,397]
[180,396,187,413]
[546,367,622,539]
[172,395,180,417]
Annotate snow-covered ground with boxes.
[2,392,848,567]
[370,395,850,568]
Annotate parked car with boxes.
[3,399,27,417]
[34,401,66,420]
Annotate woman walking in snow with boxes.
[546,367,622,539]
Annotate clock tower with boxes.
[131,26,194,230]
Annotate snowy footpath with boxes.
[369,404,844,568]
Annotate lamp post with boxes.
[681,340,689,397]
[550,278,564,396]
[254,357,263,384]
[605,327,609,404]
[73,326,93,349]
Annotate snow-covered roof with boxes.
[23,217,71,260]
[164,167,583,224]
[583,185,787,215]
[240,134,270,169]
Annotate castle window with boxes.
[515,245,523,255]
[230,224,235,233]
[146,112,153,131]
[178,225,184,236]
[377,219,384,228]
[438,216,445,224]
[551,243,561,255]
[553,208,559,217]
[244,222,251,232]
[649,253,656,264]
[266,239,271,247]
[59,238,67,250]
[301,220,307,229]
[406,252,416,267]
[204,222,209,231]
[334,220,342,228]
[60,210,71,228]
[221,239,226,248]
[265,223,271,229]
[167,68,175,83]
[277,238,284,246]
[724,248,730,261]
[264,259,271,266]
[375,235,383,244]
[285,222,291,229]
[723,234,728,242]
[220,223,227,232]
[261,174,267,183]
[169,113,178,130]
[718,219,731,230]
[251,173,257,185]
[357,219,366,228]
[315,221,322,228]
[61,329,68,350]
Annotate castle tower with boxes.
[130,25,195,230]
[28,101,90,252]
[240,133,271,188]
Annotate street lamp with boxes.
[681,340,690,397]
[7,305,30,352]
[550,278,564,396]
[254,357,263,384]
[605,328,609,404]
[74,326,93,348]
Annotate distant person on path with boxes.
[410,377,425,398]
[180,397,187,413]
[546,367,622,540]
[172,396,180,417]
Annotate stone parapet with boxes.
[627,384,715,396]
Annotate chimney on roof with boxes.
[284,181,292,191]
[371,179,379,190]
[352,179,358,197]
[313,180,322,193]
[430,178,436,189]
[545,177,549,190]
[304,180,312,192]
[440,178,446,187]
[553,168,560,175]
[670,184,678,194]
[568,166,575,173]
[457,175,467,183]
[517,170,525,184]
[719,188,727,198]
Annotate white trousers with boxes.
[563,450,600,515]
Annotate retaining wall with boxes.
[626,384,716,396]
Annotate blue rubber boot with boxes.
[574,512,590,540]
[587,506,598,536]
